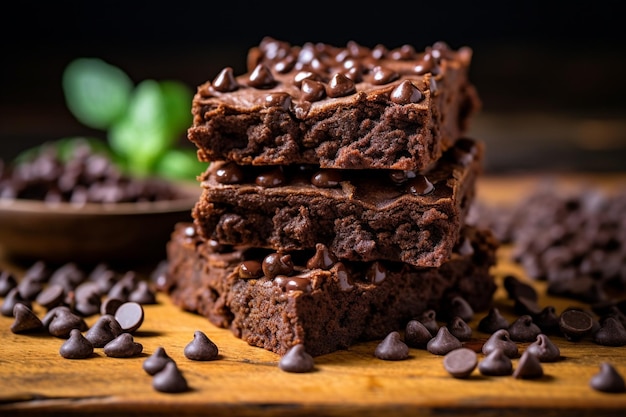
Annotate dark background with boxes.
[2,1,625,173]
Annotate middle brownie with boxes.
[193,138,481,268]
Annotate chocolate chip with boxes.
[513,296,542,317]
[405,175,434,196]
[215,162,244,184]
[114,301,144,333]
[100,297,124,316]
[60,328,94,359]
[238,260,263,279]
[375,331,410,361]
[445,295,474,322]
[247,63,276,89]
[477,307,509,334]
[589,362,626,393]
[559,308,594,341]
[262,252,294,278]
[482,329,519,358]
[85,314,123,347]
[143,347,175,376]
[534,305,560,335]
[512,350,544,379]
[73,281,102,316]
[390,80,423,104]
[427,326,462,356]
[417,309,440,336]
[44,305,88,338]
[0,270,17,296]
[478,348,513,376]
[10,303,44,334]
[264,92,292,109]
[152,361,189,393]
[211,67,239,92]
[448,316,472,341]
[525,334,561,362]
[129,281,157,305]
[184,330,219,361]
[503,274,538,302]
[1,288,32,317]
[306,244,337,270]
[443,347,478,379]
[35,284,65,310]
[326,73,356,98]
[593,317,626,347]
[311,169,342,188]
[17,277,43,301]
[370,65,399,85]
[405,319,433,349]
[255,167,285,187]
[278,344,315,373]
[300,79,326,102]
[104,333,143,358]
[508,315,542,342]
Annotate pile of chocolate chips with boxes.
[468,181,626,304]
[0,141,183,205]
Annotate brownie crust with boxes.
[163,223,497,357]
[188,37,481,171]
[193,138,482,268]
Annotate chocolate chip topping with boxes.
[104,333,143,358]
[478,348,513,376]
[390,80,424,104]
[211,67,239,92]
[370,65,399,85]
[427,326,462,356]
[326,73,356,98]
[184,330,219,361]
[59,328,94,359]
[526,334,561,362]
[589,362,626,393]
[247,63,276,89]
[405,175,434,196]
[278,344,315,373]
[374,331,409,361]
[152,361,189,393]
[443,347,478,379]
[300,79,326,102]
[264,92,292,109]
[512,351,544,379]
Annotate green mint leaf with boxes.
[153,148,208,182]
[62,58,133,130]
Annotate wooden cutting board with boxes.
[1,173,625,417]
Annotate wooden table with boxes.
[1,174,626,416]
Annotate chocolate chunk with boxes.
[184,330,219,361]
[278,344,315,373]
[443,347,478,379]
[152,361,189,393]
[559,308,594,341]
[10,303,44,333]
[2,287,33,317]
[59,328,94,359]
[114,301,144,333]
[35,284,65,310]
[374,331,410,361]
[85,314,123,347]
[478,348,513,376]
[477,307,509,334]
[129,281,157,305]
[448,316,472,341]
[427,326,462,356]
[482,329,518,358]
[512,350,544,379]
[405,319,433,349]
[589,362,626,393]
[593,317,626,347]
[44,305,88,338]
[525,334,561,362]
[104,333,143,358]
[143,347,175,376]
[508,315,542,342]
[0,270,17,296]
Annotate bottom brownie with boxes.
[162,223,498,357]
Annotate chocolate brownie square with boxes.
[163,222,497,357]
[192,138,482,268]
[188,37,481,171]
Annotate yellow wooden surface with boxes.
[1,173,626,417]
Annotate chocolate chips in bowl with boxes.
[0,141,200,265]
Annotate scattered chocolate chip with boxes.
[512,350,544,379]
[17,277,43,301]
[534,305,560,335]
[525,334,561,362]
[448,316,472,341]
[60,328,94,359]
[35,284,65,310]
[100,297,125,316]
[427,326,462,356]
[443,347,478,379]
[152,361,189,393]
[482,329,519,358]
[278,344,315,373]
[143,347,175,376]
[85,314,123,347]
[23,260,49,283]
[593,317,626,347]
[10,303,44,333]
[446,295,474,322]
[114,301,144,333]
[184,330,219,361]
[513,296,542,317]
[477,307,509,334]
[503,274,538,302]
[74,281,102,316]
[417,309,440,336]
[129,281,157,305]
[478,348,513,376]
[104,333,143,358]
[375,331,410,361]
[1,287,32,317]
[589,362,626,393]
[508,315,542,342]
[44,305,88,338]
[0,270,17,296]
[559,308,594,341]
[404,319,433,349]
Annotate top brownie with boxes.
[188,37,481,171]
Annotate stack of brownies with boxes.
[163,37,498,357]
